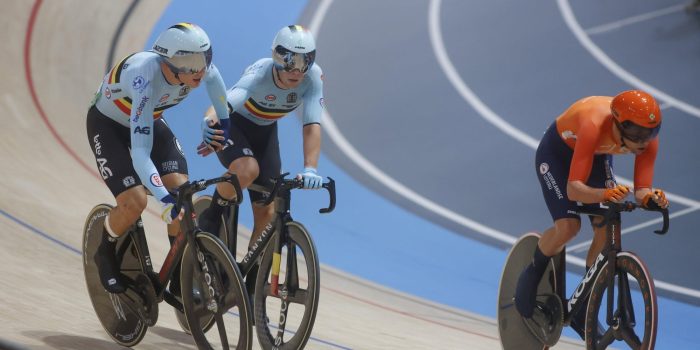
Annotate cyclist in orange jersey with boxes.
[514,90,669,339]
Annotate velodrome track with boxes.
[0,1,593,349]
[3,0,698,349]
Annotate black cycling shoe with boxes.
[197,208,221,235]
[515,265,540,318]
[94,231,126,294]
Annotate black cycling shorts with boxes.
[86,105,188,197]
[216,112,281,202]
[535,122,616,222]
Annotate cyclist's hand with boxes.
[643,189,669,209]
[201,117,232,151]
[297,167,323,189]
[603,185,630,202]
[196,141,214,157]
[160,194,183,224]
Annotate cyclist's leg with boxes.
[570,154,614,338]
[152,121,191,295]
[87,107,148,293]
[516,123,581,318]
[245,118,280,244]
[199,113,259,234]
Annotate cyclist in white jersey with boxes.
[196,26,325,284]
[86,23,232,294]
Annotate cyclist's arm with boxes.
[633,137,659,203]
[566,120,606,203]
[300,65,324,169]
[203,64,229,122]
[302,124,321,169]
[127,69,170,201]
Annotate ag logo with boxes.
[539,162,549,175]
[133,126,151,135]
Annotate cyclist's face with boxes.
[178,69,206,88]
[277,68,305,89]
[623,137,651,155]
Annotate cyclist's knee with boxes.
[554,218,581,241]
[229,158,259,187]
[115,187,148,219]
[162,172,188,192]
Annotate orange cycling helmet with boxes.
[610,90,661,143]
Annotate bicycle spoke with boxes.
[597,326,616,349]
[215,312,229,348]
[620,326,642,348]
[286,288,308,305]
[274,299,291,342]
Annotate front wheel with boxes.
[254,222,320,350]
[586,252,657,350]
[181,232,253,350]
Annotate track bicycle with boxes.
[194,173,336,350]
[498,201,669,350]
[83,175,253,349]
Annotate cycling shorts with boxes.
[216,112,281,203]
[535,122,616,221]
[86,105,188,197]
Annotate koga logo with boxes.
[133,126,151,135]
[568,253,606,312]
[539,162,549,175]
[150,173,163,187]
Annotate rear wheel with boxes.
[181,232,252,350]
[497,232,563,350]
[254,222,320,350]
[586,252,657,350]
[82,204,148,347]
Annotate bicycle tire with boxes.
[254,221,320,350]
[181,232,253,350]
[497,232,562,350]
[82,204,148,347]
[174,195,220,334]
[585,252,657,350]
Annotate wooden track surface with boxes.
[0,1,584,348]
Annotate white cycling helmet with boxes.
[271,25,316,73]
[153,23,212,74]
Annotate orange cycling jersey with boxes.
[554,96,657,189]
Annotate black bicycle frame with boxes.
[121,175,243,311]
[559,201,668,327]
[220,174,336,281]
